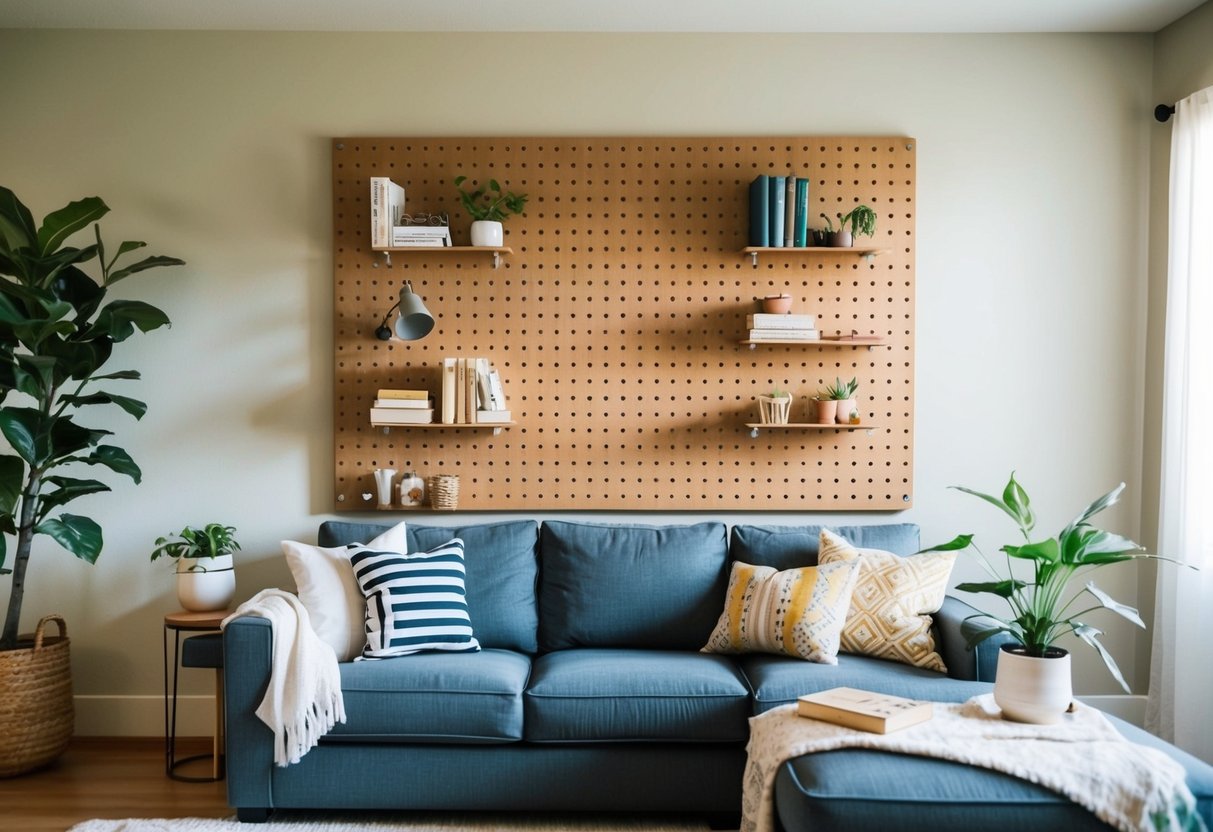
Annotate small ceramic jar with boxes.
[399,472,426,507]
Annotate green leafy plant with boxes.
[924,473,1190,692]
[836,205,877,238]
[820,377,858,401]
[0,187,182,650]
[151,523,240,566]
[453,176,528,222]
[767,387,789,399]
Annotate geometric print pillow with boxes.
[349,537,480,659]
[817,529,956,672]
[701,558,860,664]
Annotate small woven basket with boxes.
[757,395,792,425]
[0,614,74,778]
[428,474,460,511]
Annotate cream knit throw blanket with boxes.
[222,589,346,766]
[743,695,1200,832]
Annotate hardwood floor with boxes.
[0,738,229,832]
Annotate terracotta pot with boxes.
[834,397,856,424]
[828,230,853,248]
[993,644,1072,724]
[762,294,793,314]
[815,399,838,424]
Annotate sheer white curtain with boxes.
[1146,85,1213,763]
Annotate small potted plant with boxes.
[819,377,859,424]
[152,523,241,612]
[454,176,528,247]
[824,205,877,247]
[924,474,1191,724]
[757,387,792,425]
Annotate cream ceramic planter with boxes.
[993,644,1072,724]
[835,397,857,424]
[470,220,504,247]
[175,554,236,612]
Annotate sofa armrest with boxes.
[223,616,276,811]
[934,595,1015,682]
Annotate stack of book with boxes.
[441,357,511,424]
[391,224,452,247]
[369,388,434,425]
[749,175,811,248]
[746,312,819,342]
[370,177,406,248]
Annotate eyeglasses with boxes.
[399,213,449,227]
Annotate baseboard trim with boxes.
[74,695,218,737]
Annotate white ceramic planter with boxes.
[993,644,1072,724]
[175,554,236,612]
[470,220,504,247]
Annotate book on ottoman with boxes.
[797,687,933,734]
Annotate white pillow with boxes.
[281,521,408,661]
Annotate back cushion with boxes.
[538,521,728,652]
[729,523,920,570]
[318,520,539,653]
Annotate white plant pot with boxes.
[470,220,504,247]
[175,554,236,612]
[993,644,1072,724]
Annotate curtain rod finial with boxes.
[1156,104,1176,123]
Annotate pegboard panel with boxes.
[333,137,915,511]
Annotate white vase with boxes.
[374,468,396,508]
[470,220,503,247]
[993,644,1072,724]
[175,554,236,612]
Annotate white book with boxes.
[441,358,457,424]
[390,237,451,248]
[370,407,434,424]
[370,178,406,247]
[373,398,434,409]
[476,359,493,410]
[476,410,512,424]
[392,227,451,246]
[747,313,816,329]
[487,368,507,411]
[748,329,819,340]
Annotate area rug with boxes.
[68,814,713,832]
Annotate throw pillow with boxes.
[281,520,408,662]
[817,528,957,672]
[350,537,481,659]
[701,559,860,664]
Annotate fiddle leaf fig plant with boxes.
[453,176,528,222]
[0,186,183,650]
[923,473,1191,692]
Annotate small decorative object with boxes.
[820,377,859,425]
[454,175,528,247]
[758,389,792,425]
[811,228,829,247]
[374,468,396,508]
[761,294,793,314]
[848,409,861,425]
[399,471,426,507]
[151,524,241,612]
[924,473,1193,724]
[819,213,850,248]
[814,397,838,425]
[832,205,878,247]
[428,474,460,511]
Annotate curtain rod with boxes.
[1156,104,1176,123]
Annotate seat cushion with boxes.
[730,523,920,571]
[319,520,539,653]
[181,632,223,669]
[740,653,990,714]
[327,648,530,743]
[538,521,728,651]
[524,649,750,743]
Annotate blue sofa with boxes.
[222,520,1212,828]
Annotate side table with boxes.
[163,609,229,782]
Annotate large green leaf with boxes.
[60,391,147,420]
[91,369,141,381]
[106,255,184,285]
[52,265,105,321]
[89,300,170,342]
[0,407,46,464]
[0,186,37,253]
[918,534,973,553]
[963,623,1016,650]
[0,454,24,516]
[1073,622,1131,693]
[41,336,111,382]
[955,579,1028,598]
[1061,482,1125,540]
[951,484,1024,528]
[1003,538,1059,562]
[36,513,103,564]
[1062,527,1141,565]
[36,197,108,257]
[1001,472,1036,532]
[77,444,142,483]
[37,475,111,517]
[48,417,111,460]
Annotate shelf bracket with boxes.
[380,251,392,268]
[382,426,390,435]
[862,252,875,263]
[750,427,760,439]
[492,426,504,435]
[748,251,759,267]
[492,251,502,269]
[748,343,757,351]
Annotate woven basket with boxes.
[0,615,74,778]
[428,474,460,511]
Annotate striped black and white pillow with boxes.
[349,537,480,659]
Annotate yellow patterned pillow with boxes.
[817,529,956,672]
[701,559,860,664]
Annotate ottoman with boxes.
[773,717,1213,832]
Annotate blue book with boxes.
[769,176,786,248]
[748,176,770,247]
[794,178,810,247]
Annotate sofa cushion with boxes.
[730,523,920,571]
[818,529,956,672]
[739,653,991,715]
[524,649,750,743]
[702,560,860,664]
[327,648,529,743]
[538,521,728,651]
[319,520,539,653]
[351,537,480,658]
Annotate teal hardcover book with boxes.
[769,176,786,248]
[794,178,810,246]
[749,176,770,247]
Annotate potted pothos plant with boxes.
[453,176,528,247]
[151,523,240,612]
[0,186,181,776]
[925,473,1188,724]
[822,205,877,247]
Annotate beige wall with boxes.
[0,30,1156,734]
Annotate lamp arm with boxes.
[374,300,402,340]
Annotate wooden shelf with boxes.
[745,422,881,438]
[372,246,513,268]
[372,421,515,436]
[740,337,887,350]
[741,246,888,266]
